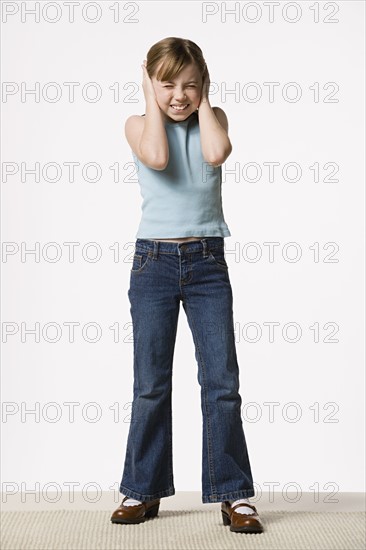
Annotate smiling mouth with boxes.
[170,104,189,111]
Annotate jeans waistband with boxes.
[134,237,224,257]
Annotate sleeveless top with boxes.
[131,110,231,239]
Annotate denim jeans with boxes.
[119,237,255,504]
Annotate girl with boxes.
[111,37,263,534]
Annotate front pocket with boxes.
[131,251,152,273]
[208,249,228,269]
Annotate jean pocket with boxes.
[208,248,228,269]
[131,250,152,273]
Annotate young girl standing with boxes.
[111,37,263,534]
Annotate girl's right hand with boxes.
[141,60,158,102]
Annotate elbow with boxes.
[207,142,233,168]
[153,156,169,170]
[147,157,169,171]
[138,149,168,170]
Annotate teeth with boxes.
[171,105,188,111]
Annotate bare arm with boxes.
[139,95,169,170]
[125,61,169,171]
[197,68,232,167]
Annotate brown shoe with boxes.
[221,500,264,533]
[110,496,161,524]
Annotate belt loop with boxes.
[201,238,208,258]
[153,240,159,260]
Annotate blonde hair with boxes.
[145,37,207,84]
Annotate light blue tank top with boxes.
[131,110,231,239]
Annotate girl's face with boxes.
[151,62,202,122]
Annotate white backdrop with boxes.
[2,0,365,507]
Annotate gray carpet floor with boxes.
[1,509,365,550]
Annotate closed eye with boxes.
[163,85,197,88]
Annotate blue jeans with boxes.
[119,237,255,504]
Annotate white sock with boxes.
[229,498,255,515]
[123,496,142,506]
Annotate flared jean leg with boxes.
[119,265,180,502]
[181,269,255,503]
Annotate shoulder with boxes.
[212,106,229,133]
[124,114,145,132]
[124,115,146,160]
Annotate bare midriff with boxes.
[146,237,203,243]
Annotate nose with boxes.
[174,90,187,101]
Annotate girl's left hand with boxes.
[199,65,210,107]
